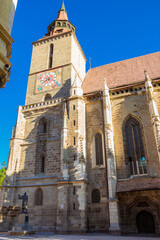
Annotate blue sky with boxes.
[0,0,160,168]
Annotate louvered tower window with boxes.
[125,117,147,175]
[49,44,54,68]
[95,133,103,165]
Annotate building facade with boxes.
[0,2,160,235]
[0,0,18,88]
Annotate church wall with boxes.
[86,99,109,231]
[25,64,72,105]
[19,104,62,178]
[111,91,160,180]
[154,90,160,116]
[12,185,58,231]
[30,35,72,74]
[25,34,73,105]
[71,35,86,82]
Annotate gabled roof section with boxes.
[82,52,160,94]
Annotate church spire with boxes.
[60,0,66,12]
[47,1,76,37]
[57,0,68,20]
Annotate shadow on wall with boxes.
[53,78,71,99]
[0,98,86,232]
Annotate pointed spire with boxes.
[63,101,67,116]
[60,0,66,12]
[57,0,68,20]
[103,78,109,91]
[72,73,81,88]
[70,74,83,97]
[144,69,152,82]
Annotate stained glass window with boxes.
[125,117,147,175]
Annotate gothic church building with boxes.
[1,2,160,235]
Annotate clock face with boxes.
[36,69,62,93]
[40,72,57,86]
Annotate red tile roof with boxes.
[82,52,160,94]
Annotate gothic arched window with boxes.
[38,117,47,134]
[35,188,43,206]
[92,189,100,203]
[125,117,147,175]
[95,133,103,165]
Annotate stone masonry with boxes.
[0,1,160,236]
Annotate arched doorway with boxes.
[136,211,155,233]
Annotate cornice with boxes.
[28,63,71,76]
[22,97,63,113]
[84,78,160,101]
[16,175,57,182]
[32,31,72,45]
[0,52,12,66]
[0,24,14,44]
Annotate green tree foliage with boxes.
[0,162,7,186]
[2,161,6,167]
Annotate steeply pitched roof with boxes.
[82,52,160,94]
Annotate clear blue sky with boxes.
[0,0,160,168]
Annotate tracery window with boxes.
[95,133,103,165]
[35,188,43,206]
[92,189,100,203]
[125,117,147,175]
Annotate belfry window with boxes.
[92,189,100,203]
[125,117,147,175]
[49,44,54,68]
[95,133,103,165]
[35,188,43,206]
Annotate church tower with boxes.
[25,0,86,105]
[1,1,87,232]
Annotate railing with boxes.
[22,97,63,111]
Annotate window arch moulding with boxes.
[91,129,105,169]
[123,114,148,176]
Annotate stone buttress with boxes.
[103,79,121,234]
[57,74,87,232]
[145,70,160,169]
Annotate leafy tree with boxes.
[2,161,6,167]
[0,162,7,186]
